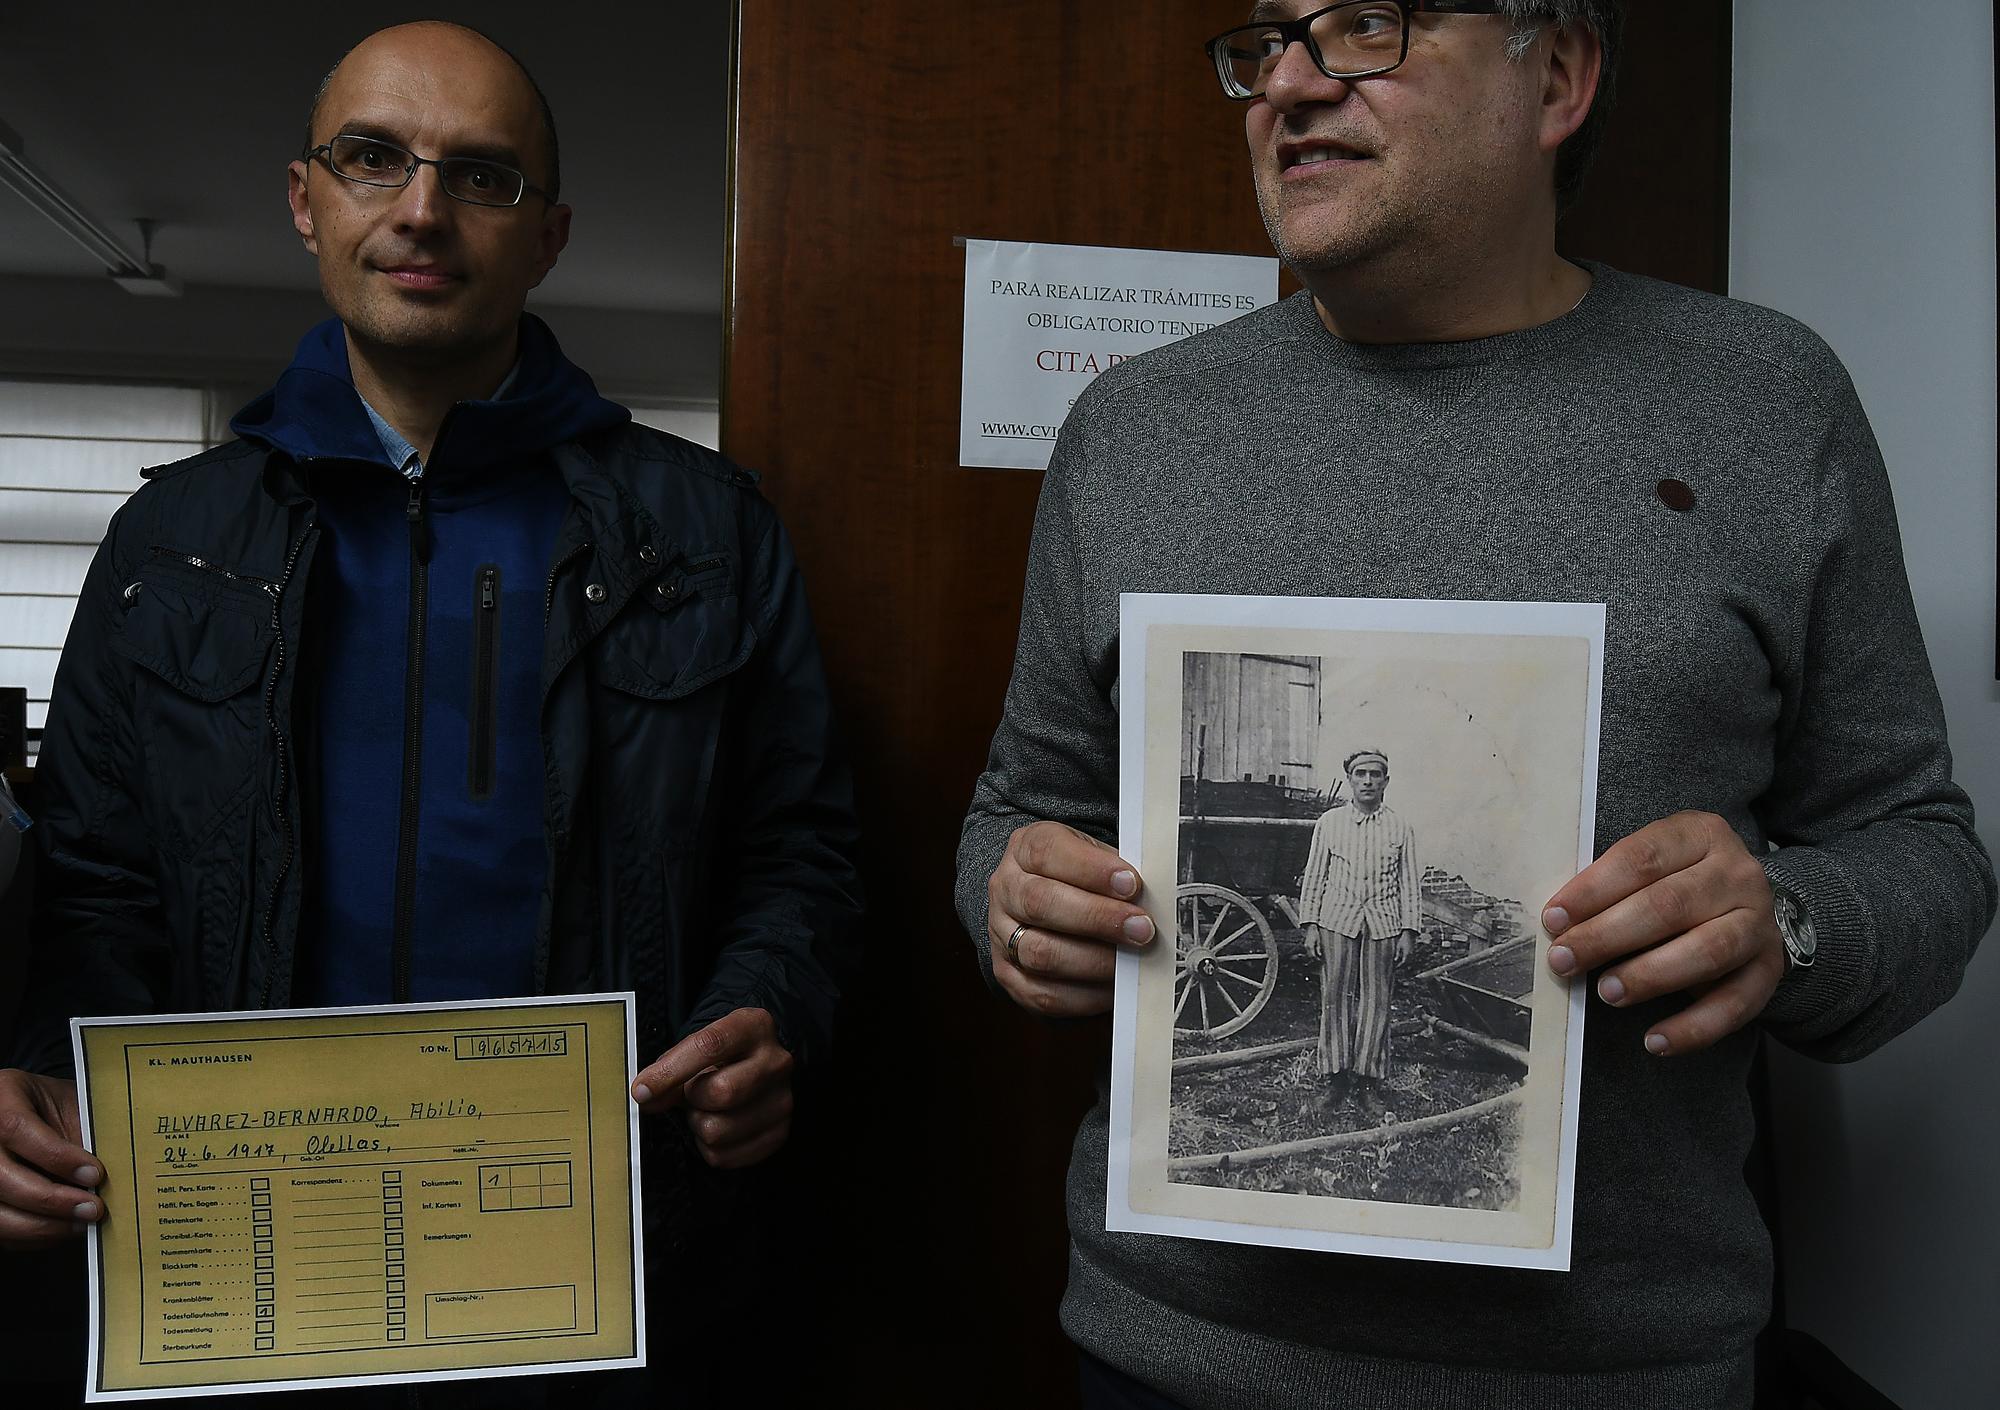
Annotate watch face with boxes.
[1775,888,1815,963]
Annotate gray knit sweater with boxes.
[954,265,1995,1409]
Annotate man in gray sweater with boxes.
[955,3,1995,1407]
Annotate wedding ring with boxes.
[1006,923,1030,967]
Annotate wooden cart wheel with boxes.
[1174,883,1279,1040]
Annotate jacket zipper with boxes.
[469,565,500,800]
[256,523,316,1007]
[529,538,593,995]
[543,540,592,626]
[150,547,281,594]
[391,480,430,1003]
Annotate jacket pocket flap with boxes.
[598,572,756,702]
[640,554,734,613]
[112,577,272,701]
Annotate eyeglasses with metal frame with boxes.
[1205,1,1504,100]
[300,134,551,208]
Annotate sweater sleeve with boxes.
[953,425,1121,985]
[1753,374,1995,1062]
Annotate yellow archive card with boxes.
[72,995,643,1401]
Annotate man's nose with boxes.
[1261,38,1352,114]
[388,163,452,232]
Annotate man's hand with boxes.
[0,1069,103,1248]
[1395,929,1417,967]
[1301,922,1323,960]
[987,820,1155,1019]
[1543,811,1785,1056]
[631,1009,794,1170]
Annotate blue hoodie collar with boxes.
[230,313,629,476]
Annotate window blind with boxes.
[0,379,207,753]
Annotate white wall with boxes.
[628,401,721,451]
[1731,3,1998,1405]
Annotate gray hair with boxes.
[1495,1,1624,211]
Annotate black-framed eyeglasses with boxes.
[1206,1,1503,100]
[301,134,550,208]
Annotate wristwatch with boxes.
[1772,885,1816,971]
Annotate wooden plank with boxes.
[1431,1019,1531,1071]
[1424,889,1502,941]
[1167,1089,1524,1172]
[1172,1036,1315,1076]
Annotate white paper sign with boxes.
[958,239,1279,470]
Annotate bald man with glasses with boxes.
[2,23,860,1402]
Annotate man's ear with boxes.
[287,160,320,256]
[527,202,573,290]
[1538,23,1603,156]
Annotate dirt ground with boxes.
[1170,925,1524,1210]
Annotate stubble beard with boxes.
[1254,158,1481,297]
[1258,179,1409,278]
[335,286,509,370]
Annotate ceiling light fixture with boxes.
[0,117,181,297]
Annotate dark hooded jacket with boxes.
[15,316,863,1278]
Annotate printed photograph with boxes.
[1115,599,1600,1265]
[1168,652,1537,1211]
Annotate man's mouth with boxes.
[1279,141,1371,177]
[375,264,460,291]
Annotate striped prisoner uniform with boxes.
[1296,803,1421,1079]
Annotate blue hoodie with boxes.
[231,316,630,1006]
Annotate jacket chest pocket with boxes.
[590,557,755,834]
[110,562,275,855]
[594,557,755,704]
